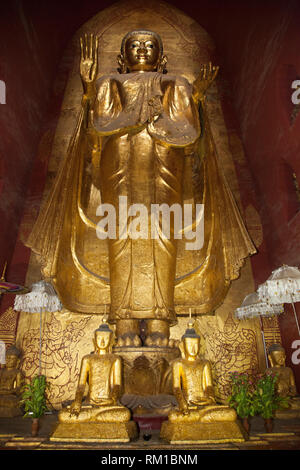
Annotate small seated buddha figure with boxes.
[267,343,300,418]
[52,320,137,442]
[0,345,24,417]
[160,322,246,443]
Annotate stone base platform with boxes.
[160,420,247,444]
[50,421,138,443]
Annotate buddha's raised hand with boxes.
[193,62,219,102]
[80,33,99,92]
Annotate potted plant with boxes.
[252,372,289,433]
[228,372,256,433]
[20,374,48,436]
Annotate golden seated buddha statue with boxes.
[51,320,137,442]
[160,322,246,443]
[0,345,24,417]
[267,343,300,419]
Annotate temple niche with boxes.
[16,0,266,413]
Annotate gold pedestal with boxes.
[160,420,247,444]
[114,346,180,396]
[50,421,138,443]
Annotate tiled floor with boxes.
[0,413,300,450]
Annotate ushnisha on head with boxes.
[181,321,201,359]
[94,317,114,352]
[268,343,286,367]
[118,30,167,74]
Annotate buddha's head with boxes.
[118,30,167,74]
[268,343,286,367]
[181,321,201,360]
[5,345,21,369]
[94,319,113,353]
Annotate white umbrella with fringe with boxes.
[257,265,300,336]
[235,292,284,320]
[14,281,62,374]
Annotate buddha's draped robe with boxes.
[26,71,255,319]
[92,72,199,324]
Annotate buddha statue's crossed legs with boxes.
[59,404,131,423]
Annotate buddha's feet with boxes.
[116,334,142,347]
[115,333,179,348]
[145,333,168,347]
[168,405,237,423]
[145,333,179,348]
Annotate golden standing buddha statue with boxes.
[0,345,24,417]
[87,30,207,347]
[267,343,300,418]
[160,323,246,443]
[51,320,137,442]
[26,29,255,348]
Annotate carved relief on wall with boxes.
[261,315,282,351]
[0,307,17,346]
[197,312,260,402]
[17,311,101,408]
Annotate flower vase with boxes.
[31,418,39,437]
[242,417,250,434]
[264,418,273,433]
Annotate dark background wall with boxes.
[1,0,300,387]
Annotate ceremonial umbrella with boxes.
[235,292,284,320]
[14,281,62,375]
[235,291,284,366]
[257,265,300,336]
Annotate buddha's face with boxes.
[5,354,18,369]
[270,350,286,367]
[95,331,112,352]
[124,33,161,72]
[184,337,200,359]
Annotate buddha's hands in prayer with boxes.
[148,96,164,123]
[193,62,219,102]
[80,33,99,94]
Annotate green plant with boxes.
[228,372,256,419]
[20,374,48,419]
[252,372,289,419]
